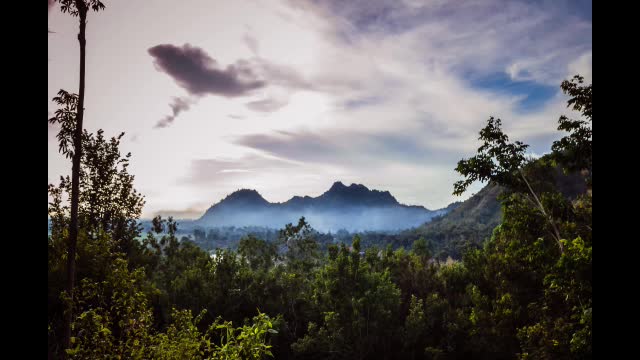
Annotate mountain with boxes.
[196,181,449,232]
[402,183,504,258]
[403,162,589,258]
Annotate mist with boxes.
[194,204,447,232]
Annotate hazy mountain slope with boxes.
[403,163,589,258]
[405,183,504,258]
[195,182,448,232]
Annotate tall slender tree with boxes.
[51,0,106,353]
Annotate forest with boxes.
[48,1,591,359]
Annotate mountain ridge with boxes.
[196,181,445,232]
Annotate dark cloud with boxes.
[246,98,289,113]
[154,96,194,129]
[148,44,266,97]
[48,0,54,13]
[148,44,315,119]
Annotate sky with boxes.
[48,0,592,219]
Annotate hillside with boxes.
[400,162,589,258]
[405,183,504,258]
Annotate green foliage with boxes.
[411,237,431,259]
[403,295,426,355]
[280,217,321,272]
[208,312,276,359]
[239,235,278,271]
[151,309,276,360]
[48,128,145,259]
[293,237,402,359]
[66,258,154,359]
[453,117,529,196]
[49,75,591,359]
[552,75,593,181]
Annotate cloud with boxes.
[567,51,592,83]
[235,129,461,167]
[243,33,260,55]
[252,58,313,90]
[246,97,289,113]
[148,43,266,97]
[154,96,196,129]
[148,43,315,117]
[184,154,299,187]
[295,0,591,86]
[151,206,207,220]
[115,0,589,214]
[48,0,54,13]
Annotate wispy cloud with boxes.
[151,206,208,220]
[243,33,260,55]
[246,97,289,113]
[50,0,591,217]
[235,128,462,168]
[154,96,196,129]
[183,154,299,187]
[298,0,591,86]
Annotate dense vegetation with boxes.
[49,74,591,359]
[49,3,590,358]
[178,169,583,261]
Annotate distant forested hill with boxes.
[394,160,588,258]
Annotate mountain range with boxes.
[195,181,450,232]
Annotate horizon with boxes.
[48,0,592,219]
[148,180,458,221]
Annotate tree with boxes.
[451,75,592,359]
[453,119,560,253]
[293,237,401,359]
[48,128,145,357]
[51,0,107,352]
[552,75,592,185]
[453,74,592,256]
[239,235,278,271]
[279,217,321,272]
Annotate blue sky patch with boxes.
[471,72,558,112]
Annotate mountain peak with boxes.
[221,189,268,205]
[321,181,398,206]
[197,181,442,231]
[329,181,347,191]
[348,183,368,190]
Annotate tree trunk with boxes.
[63,3,88,354]
[519,170,565,254]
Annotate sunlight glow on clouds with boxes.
[48,0,591,218]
